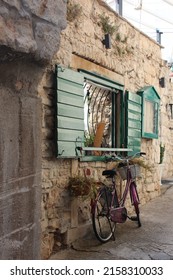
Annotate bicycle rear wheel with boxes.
[130,182,141,227]
[92,187,116,242]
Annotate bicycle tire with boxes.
[130,182,141,227]
[92,187,116,242]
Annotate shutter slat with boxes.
[57,116,84,130]
[58,90,83,107]
[58,103,83,119]
[57,141,80,158]
[58,79,83,96]
[58,128,83,142]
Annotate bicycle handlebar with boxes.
[105,152,146,162]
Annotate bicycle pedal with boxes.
[130,216,138,221]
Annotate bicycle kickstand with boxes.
[128,215,138,221]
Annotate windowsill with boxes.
[79,155,108,162]
[78,148,133,162]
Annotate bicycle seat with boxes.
[102,169,116,177]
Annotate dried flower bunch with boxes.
[68,175,98,197]
[110,157,153,172]
[128,158,153,172]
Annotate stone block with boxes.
[65,222,91,245]
[0,0,67,63]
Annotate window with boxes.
[55,66,143,159]
[84,81,113,148]
[137,86,160,139]
[168,104,173,119]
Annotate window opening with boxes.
[137,86,160,139]
[143,99,158,137]
[144,100,154,134]
[168,104,173,119]
[56,66,134,159]
[84,80,113,150]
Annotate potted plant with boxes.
[84,132,95,147]
[159,143,165,164]
[68,175,98,198]
[84,132,95,155]
[159,143,165,185]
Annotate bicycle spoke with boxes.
[92,188,116,242]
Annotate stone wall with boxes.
[40,0,173,258]
[0,0,67,259]
[0,60,42,259]
[0,0,67,63]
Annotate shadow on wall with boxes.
[0,0,67,260]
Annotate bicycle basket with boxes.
[118,164,140,180]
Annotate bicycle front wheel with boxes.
[92,187,116,242]
[130,182,141,227]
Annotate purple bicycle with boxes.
[91,152,146,242]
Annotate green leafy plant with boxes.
[115,32,121,42]
[159,143,165,164]
[84,132,95,147]
[99,13,117,35]
[67,2,82,22]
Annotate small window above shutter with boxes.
[137,86,160,139]
[56,66,84,158]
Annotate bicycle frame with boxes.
[119,166,134,207]
[91,166,138,212]
[90,181,118,215]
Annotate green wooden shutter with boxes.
[56,66,84,157]
[125,91,142,155]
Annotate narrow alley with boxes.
[50,183,173,260]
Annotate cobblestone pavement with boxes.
[50,184,173,260]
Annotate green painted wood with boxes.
[57,116,84,130]
[57,128,84,142]
[57,79,83,96]
[57,141,83,157]
[127,137,141,146]
[137,86,160,102]
[127,129,141,138]
[56,66,84,158]
[128,110,142,121]
[79,69,124,91]
[137,86,160,139]
[57,90,83,107]
[127,91,141,104]
[58,66,84,84]
[57,103,83,119]
[79,156,108,162]
[128,101,141,113]
[127,119,141,129]
[125,91,142,155]
[142,132,158,139]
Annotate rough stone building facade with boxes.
[40,0,173,258]
[0,0,67,259]
[1,0,173,260]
